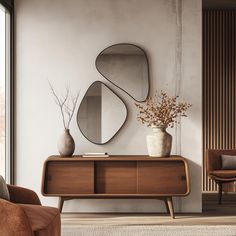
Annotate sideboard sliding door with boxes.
[137,161,187,194]
[94,161,137,194]
[44,161,94,194]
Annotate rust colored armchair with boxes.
[207,149,236,204]
[0,185,61,236]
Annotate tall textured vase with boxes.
[146,126,172,157]
[57,129,75,157]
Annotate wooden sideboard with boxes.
[41,155,190,218]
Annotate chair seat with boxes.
[19,204,60,236]
[209,170,236,179]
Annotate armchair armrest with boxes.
[207,149,222,173]
[0,199,33,236]
[7,185,41,205]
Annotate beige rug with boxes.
[62,225,236,236]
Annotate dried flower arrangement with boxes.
[49,82,80,129]
[135,91,191,128]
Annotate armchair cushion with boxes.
[0,176,10,201]
[209,170,236,179]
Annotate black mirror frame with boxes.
[77,81,128,145]
[95,43,150,102]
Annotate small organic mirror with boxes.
[96,43,149,102]
[77,81,127,144]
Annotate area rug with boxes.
[62,225,236,236]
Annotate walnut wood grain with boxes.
[95,161,137,194]
[46,155,184,161]
[203,11,236,192]
[137,161,187,194]
[41,155,190,218]
[43,161,94,194]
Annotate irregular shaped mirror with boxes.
[77,81,127,144]
[96,43,149,102]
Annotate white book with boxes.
[84,152,108,156]
[82,154,109,158]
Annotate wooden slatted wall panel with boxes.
[203,10,236,192]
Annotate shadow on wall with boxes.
[179,158,202,213]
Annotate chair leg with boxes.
[218,182,222,205]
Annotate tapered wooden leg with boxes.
[164,199,170,213]
[166,197,175,219]
[58,197,64,213]
[218,182,222,205]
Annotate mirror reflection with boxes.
[77,81,127,144]
[96,43,149,102]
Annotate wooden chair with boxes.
[207,149,236,204]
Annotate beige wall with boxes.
[15,0,202,212]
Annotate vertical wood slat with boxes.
[203,10,236,192]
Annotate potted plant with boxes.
[135,91,191,157]
[49,83,80,157]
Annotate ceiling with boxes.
[203,0,236,9]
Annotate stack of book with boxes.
[82,152,109,158]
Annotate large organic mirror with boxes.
[96,43,149,102]
[77,81,128,144]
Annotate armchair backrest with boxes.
[7,185,41,205]
[207,149,236,173]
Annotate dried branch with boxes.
[49,81,80,129]
[135,91,191,128]
[66,92,80,129]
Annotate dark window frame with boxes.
[0,0,14,184]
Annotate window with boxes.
[0,2,12,183]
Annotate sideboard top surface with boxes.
[46,155,187,162]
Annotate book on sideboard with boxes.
[82,152,109,158]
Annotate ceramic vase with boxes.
[146,125,172,157]
[57,129,75,157]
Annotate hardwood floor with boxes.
[61,194,236,226]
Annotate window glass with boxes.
[0,5,11,182]
[0,7,6,179]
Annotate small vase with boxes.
[146,125,172,157]
[57,129,75,157]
